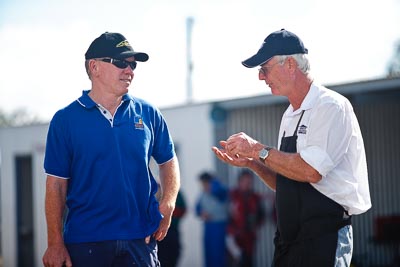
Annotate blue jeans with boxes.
[204,221,227,267]
[66,238,160,267]
[334,225,353,267]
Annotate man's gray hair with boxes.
[85,60,92,79]
[276,54,311,74]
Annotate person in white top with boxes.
[212,29,371,267]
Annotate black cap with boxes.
[242,29,308,68]
[85,32,149,61]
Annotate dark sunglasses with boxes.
[99,58,137,70]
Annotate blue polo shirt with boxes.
[44,90,175,243]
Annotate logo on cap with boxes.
[116,40,130,48]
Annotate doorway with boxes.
[15,155,34,267]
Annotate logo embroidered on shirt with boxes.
[134,116,144,129]
[298,124,307,134]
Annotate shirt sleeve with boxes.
[151,108,175,165]
[43,110,72,179]
[300,101,354,176]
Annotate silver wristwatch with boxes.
[259,147,273,162]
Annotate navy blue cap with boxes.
[242,29,308,68]
[85,32,149,61]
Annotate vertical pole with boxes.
[186,17,194,103]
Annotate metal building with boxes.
[211,77,400,267]
[1,77,399,267]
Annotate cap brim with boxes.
[242,53,272,68]
[117,51,149,62]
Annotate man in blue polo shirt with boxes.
[42,32,180,267]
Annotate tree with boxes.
[387,40,400,78]
[0,108,44,127]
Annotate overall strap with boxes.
[281,110,305,139]
[293,110,305,136]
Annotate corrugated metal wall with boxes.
[351,93,400,267]
[215,102,287,267]
[227,104,287,267]
[214,88,400,267]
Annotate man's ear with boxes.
[90,60,97,71]
[287,56,298,73]
[89,59,100,76]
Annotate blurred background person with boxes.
[227,169,266,267]
[158,190,187,267]
[196,172,229,267]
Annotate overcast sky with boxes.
[1,0,399,121]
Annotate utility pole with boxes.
[186,17,194,103]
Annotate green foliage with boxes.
[0,108,44,127]
[387,40,400,78]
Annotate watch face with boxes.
[259,148,269,159]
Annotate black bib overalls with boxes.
[272,111,351,267]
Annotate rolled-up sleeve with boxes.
[300,146,334,176]
[299,101,353,177]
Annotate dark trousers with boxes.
[158,227,181,267]
[66,238,160,267]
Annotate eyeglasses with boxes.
[98,58,137,70]
[258,61,280,75]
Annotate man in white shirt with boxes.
[212,29,371,266]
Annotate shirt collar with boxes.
[76,90,134,109]
[300,83,319,110]
[286,83,319,116]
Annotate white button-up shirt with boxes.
[278,83,371,215]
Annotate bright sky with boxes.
[1,0,399,121]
